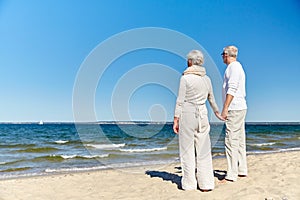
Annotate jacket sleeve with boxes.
[206,77,219,113]
[174,76,186,118]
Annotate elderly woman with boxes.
[173,50,223,192]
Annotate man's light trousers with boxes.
[225,109,247,181]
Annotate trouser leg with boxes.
[225,109,247,181]
[179,113,197,190]
[238,110,247,175]
[195,119,214,190]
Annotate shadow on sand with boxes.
[146,167,227,189]
[213,169,227,180]
[145,167,182,189]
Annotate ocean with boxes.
[0,122,299,179]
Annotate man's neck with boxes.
[227,58,237,65]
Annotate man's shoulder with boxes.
[228,61,244,72]
[229,61,242,67]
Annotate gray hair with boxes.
[187,50,204,66]
[223,45,238,58]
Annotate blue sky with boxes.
[0,0,299,122]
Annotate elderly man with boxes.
[221,45,247,182]
[173,50,223,191]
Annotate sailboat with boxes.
[39,120,44,125]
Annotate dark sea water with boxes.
[0,122,299,179]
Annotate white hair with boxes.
[223,45,238,58]
[187,50,204,66]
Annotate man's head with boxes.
[187,50,204,67]
[221,45,238,65]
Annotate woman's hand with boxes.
[173,117,179,134]
[215,111,226,121]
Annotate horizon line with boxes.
[0,121,299,125]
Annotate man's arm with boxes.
[221,94,234,119]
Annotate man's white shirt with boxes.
[223,61,247,110]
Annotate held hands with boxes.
[215,111,226,121]
[221,107,228,120]
[174,111,225,134]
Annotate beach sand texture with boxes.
[0,151,299,200]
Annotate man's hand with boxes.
[222,94,234,120]
[221,107,228,120]
[215,111,226,121]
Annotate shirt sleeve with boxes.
[174,76,186,118]
[226,64,240,96]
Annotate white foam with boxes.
[86,143,125,149]
[0,172,45,180]
[120,147,167,153]
[81,154,109,159]
[278,147,300,152]
[248,147,300,155]
[52,154,109,159]
[45,165,108,173]
[55,140,69,144]
[61,155,77,159]
[250,142,276,147]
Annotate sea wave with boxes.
[86,143,125,149]
[248,147,300,155]
[120,147,167,153]
[249,142,276,147]
[0,167,32,173]
[54,140,69,144]
[55,154,109,159]
[0,172,44,180]
[0,159,26,166]
[0,143,36,148]
[15,147,59,153]
[45,165,108,173]
[29,154,109,162]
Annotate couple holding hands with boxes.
[173,46,247,192]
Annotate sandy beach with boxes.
[0,151,299,200]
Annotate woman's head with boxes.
[187,50,204,66]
